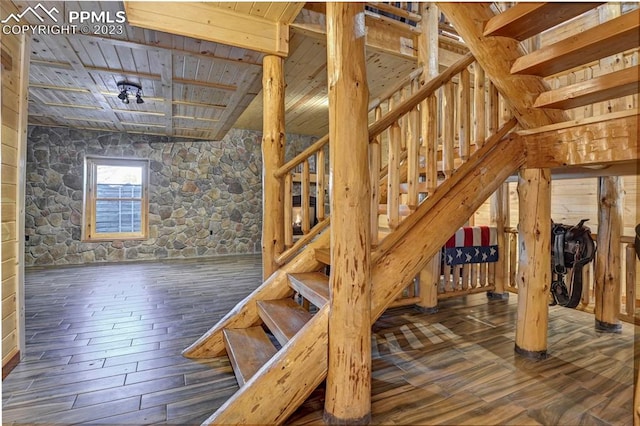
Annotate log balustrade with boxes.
[273,52,524,309]
[505,228,639,324]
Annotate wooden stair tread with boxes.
[314,248,330,265]
[223,327,277,387]
[511,9,640,77]
[534,65,640,110]
[483,2,603,41]
[288,272,330,308]
[257,299,313,346]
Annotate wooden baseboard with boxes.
[3,351,20,380]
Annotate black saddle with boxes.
[550,219,596,308]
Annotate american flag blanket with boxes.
[444,226,499,266]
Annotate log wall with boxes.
[1,1,30,373]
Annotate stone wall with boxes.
[25,126,316,266]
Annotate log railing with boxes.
[505,228,639,324]
[275,51,521,310]
[272,62,425,266]
[389,246,500,308]
[371,52,477,242]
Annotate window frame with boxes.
[82,157,149,242]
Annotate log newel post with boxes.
[594,176,623,333]
[261,55,286,280]
[324,3,372,425]
[515,168,551,359]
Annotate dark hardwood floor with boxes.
[2,255,636,425]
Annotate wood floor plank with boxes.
[3,255,633,425]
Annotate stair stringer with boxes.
[182,230,330,359]
[196,125,525,425]
[203,305,329,425]
[370,127,526,320]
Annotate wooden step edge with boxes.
[533,65,640,110]
[288,272,330,308]
[510,9,640,77]
[483,2,604,41]
[257,299,313,346]
[223,327,278,387]
[314,248,330,265]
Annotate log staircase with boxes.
[183,3,638,425]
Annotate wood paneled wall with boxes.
[474,176,638,237]
[1,1,29,372]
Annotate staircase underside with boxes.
[191,128,525,425]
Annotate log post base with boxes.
[323,412,371,426]
[417,305,439,314]
[595,319,622,333]
[486,291,509,300]
[514,345,548,360]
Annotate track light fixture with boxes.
[116,81,143,104]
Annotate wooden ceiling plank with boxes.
[42,35,127,131]
[511,9,640,77]
[534,65,640,110]
[124,1,290,57]
[31,59,237,92]
[161,51,173,136]
[483,2,604,41]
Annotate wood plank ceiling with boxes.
[11,1,465,140]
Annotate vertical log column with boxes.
[324,3,372,425]
[515,169,551,359]
[488,182,510,300]
[261,56,286,280]
[417,2,440,313]
[594,176,623,332]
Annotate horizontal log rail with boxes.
[366,2,422,23]
[369,52,475,141]
[276,217,330,265]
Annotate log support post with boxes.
[488,182,510,300]
[515,168,551,359]
[324,3,372,425]
[416,2,440,313]
[261,55,286,280]
[594,176,623,333]
[417,252,440,313]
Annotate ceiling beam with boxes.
[291,7,467,64]
[83,34,262,67]
[123,1,296,57]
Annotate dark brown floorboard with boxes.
[2,255,636,425]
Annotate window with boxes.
[83,157,149,241]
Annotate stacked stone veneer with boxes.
[25,126,316,266]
